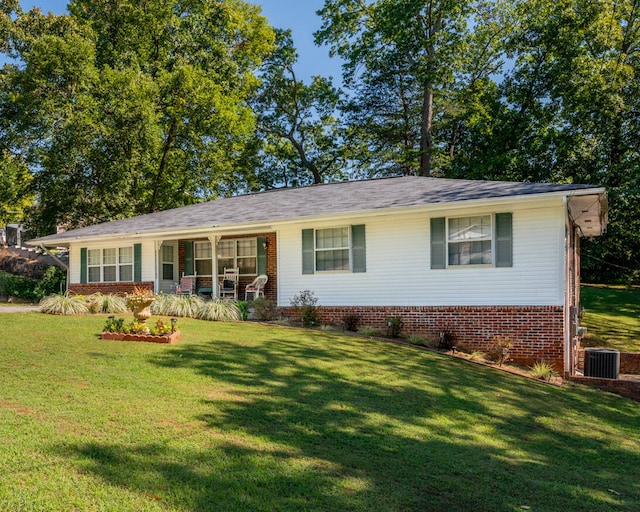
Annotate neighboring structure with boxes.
[29,176,607,375]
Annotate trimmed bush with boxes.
[39,294,89,315]
[196,300,242,321]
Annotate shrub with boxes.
[530,360,554,381]
[103,317,125,333]
[33,266,67,298]
[250,297,278,321]
[152,294,204,318]
[437,327,456,351]
[357,326,380,336]
[488,335,513,366]
[97,293,128,313]
[290,290,318,327]
[469,351,487,362]
[407,335,428,346]
[0,271,38,300]
[236,301,249,320]
[386,316,404,338]
[39,294,89,315]
[342,314,360,332]
[196,300,242,321]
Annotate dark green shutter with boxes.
[495,212,513,267]
[184,241,194,275]
[351,225,366,272]
[134,243,142,282]
[257,237,267,275]
[302,229,314,274]
[80,248,87,283]
[430,217,446,269]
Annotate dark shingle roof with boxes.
[31,176,601,244]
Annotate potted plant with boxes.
[125,287,156,327]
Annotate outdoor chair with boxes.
[245,274,268,301]
[219,268,239,300]
[177,274,196,296]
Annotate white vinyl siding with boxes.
[278,199,565,307]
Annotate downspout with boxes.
[562,197,573,376]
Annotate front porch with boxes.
[69,231,277,302]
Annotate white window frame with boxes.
[87,246,134,283]
[217,238,258,277]
[314,226,351,272]
[447,214,493,267]
[161,244,175,281]
[194,241,212,276]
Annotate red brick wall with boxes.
[281,305,566,370]
[568,376,640,402]
[69,282,154,295]
[621,353,640,374]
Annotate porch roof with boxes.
[30,175,606,245]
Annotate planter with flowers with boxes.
[101,287,181,343]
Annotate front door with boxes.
[159,241,178,293]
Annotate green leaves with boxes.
[0,1,274,234]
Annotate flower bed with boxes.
[101,330,181,344]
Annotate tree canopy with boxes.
[0,0,636,283]
[0,0,274,234]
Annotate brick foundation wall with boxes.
[621,353,640,374]
[281,305,566,370]
[567,376,640,401]
[69,282,154,295]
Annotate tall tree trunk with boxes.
[149,122,176,213]
[419,85,434,176]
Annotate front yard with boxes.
[0,313,639,511]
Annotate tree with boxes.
[250,29,347,187]
[0,151,33,225]
[316,0,509,177]
[463,0,640,282]
[0,1,274,235]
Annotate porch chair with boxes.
[245,274,268,301]
[219,268,240,300]
[177,273,196,296]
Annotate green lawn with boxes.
[581,285,640,352]
[0,313,639,511]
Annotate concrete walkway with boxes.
[0,305,39,313]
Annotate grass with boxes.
[581,284,640,352]
[0,313,639,511]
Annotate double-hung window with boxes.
[194,241,212,276]
[86,246,134,282]
[430,213,512,269]
[302,225,366,274]
[448,215,492,265]
[315,227,350,271]
[217,238,258,276]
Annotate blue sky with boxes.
[19,0,342,82]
